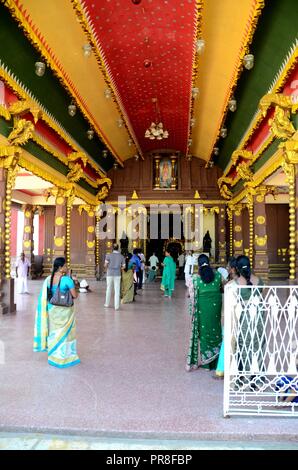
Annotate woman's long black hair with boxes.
[198,254,214,284]
[236,255,252,285]
[50,257,66,291]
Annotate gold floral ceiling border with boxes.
[222,43,298,183]
[2,0,123,166]
[188,0,204,156]
[0,61,106,185]
[71,0,142,160]
[208,0,265,162]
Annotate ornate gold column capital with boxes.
[259,92,297,140]
[279,138,298,164]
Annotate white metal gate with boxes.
[223,285,298,417]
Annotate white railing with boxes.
[224,285,298,417]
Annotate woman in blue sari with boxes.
[34,257,80,368]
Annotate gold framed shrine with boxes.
[153,155,178,190]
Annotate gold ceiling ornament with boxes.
[231,149,253,167]
[96,177,112,189]
[236,162,254,181]
[67,151,87,166]
[279,138,298,164]
[0,62,105,178]
[67,162,84,183]
[218,175,233,200]
[234,225,242,232]
[259,93,297,140]
[234,240,243,248]
[8,99,42,124]
[78,204,96,217]
[0,104,11,121]
[8,119,34,147]
[2,0,123,167]
[0,145,21,169]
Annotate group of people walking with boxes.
[33,243,264,376]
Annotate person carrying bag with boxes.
[34,257,80,368]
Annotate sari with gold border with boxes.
[34,276,80,368]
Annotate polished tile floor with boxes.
[0,280,297,447]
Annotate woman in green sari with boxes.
[160,250,176,298]
[186,254,222,371]
[121,254,135,304]
[34,257,80,368]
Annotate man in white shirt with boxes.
[15,252,31,294]
[149,252,159,270]
[104,244,125,310]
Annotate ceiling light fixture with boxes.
[220,127,227,138]
[102,150,108,158]
[145,98,169,140]
[192,87,199,99]
[243,53,254,70]
[188,138,192,147]
[104,88,111,99]
[134,154,139,161]
[82,44,92,57]
[228,97,237,112]
[68,103,77,117]
[213,147,219,156]
[196,39,205,54]
[113,162,118,170]
[190,118,196,127]
[117,118,124,128]
[87,129,94,140]
[35,61,46,77]
[128,139,133,146]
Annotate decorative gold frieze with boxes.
[255,235,267,247]
[256,215,266,225]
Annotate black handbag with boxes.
[49,277,74,307]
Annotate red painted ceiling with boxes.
[82,0,197,155]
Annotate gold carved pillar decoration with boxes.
[226,205,234,258]
[0,147,21,280]
[22,204,35,263]
[232,204,244,257]
[280,138,298,280]
[170,156,177,189]
[253,186,269,279]
[282,159,296,280]
[154,157,160,188]
[95,214,100,267]
[246,190,255,266]
[79,204,96,277]
[217,206,226,264]
[52,188,67,260]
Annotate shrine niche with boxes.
[153,155,178,190]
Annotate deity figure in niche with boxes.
[159,158,172,188]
